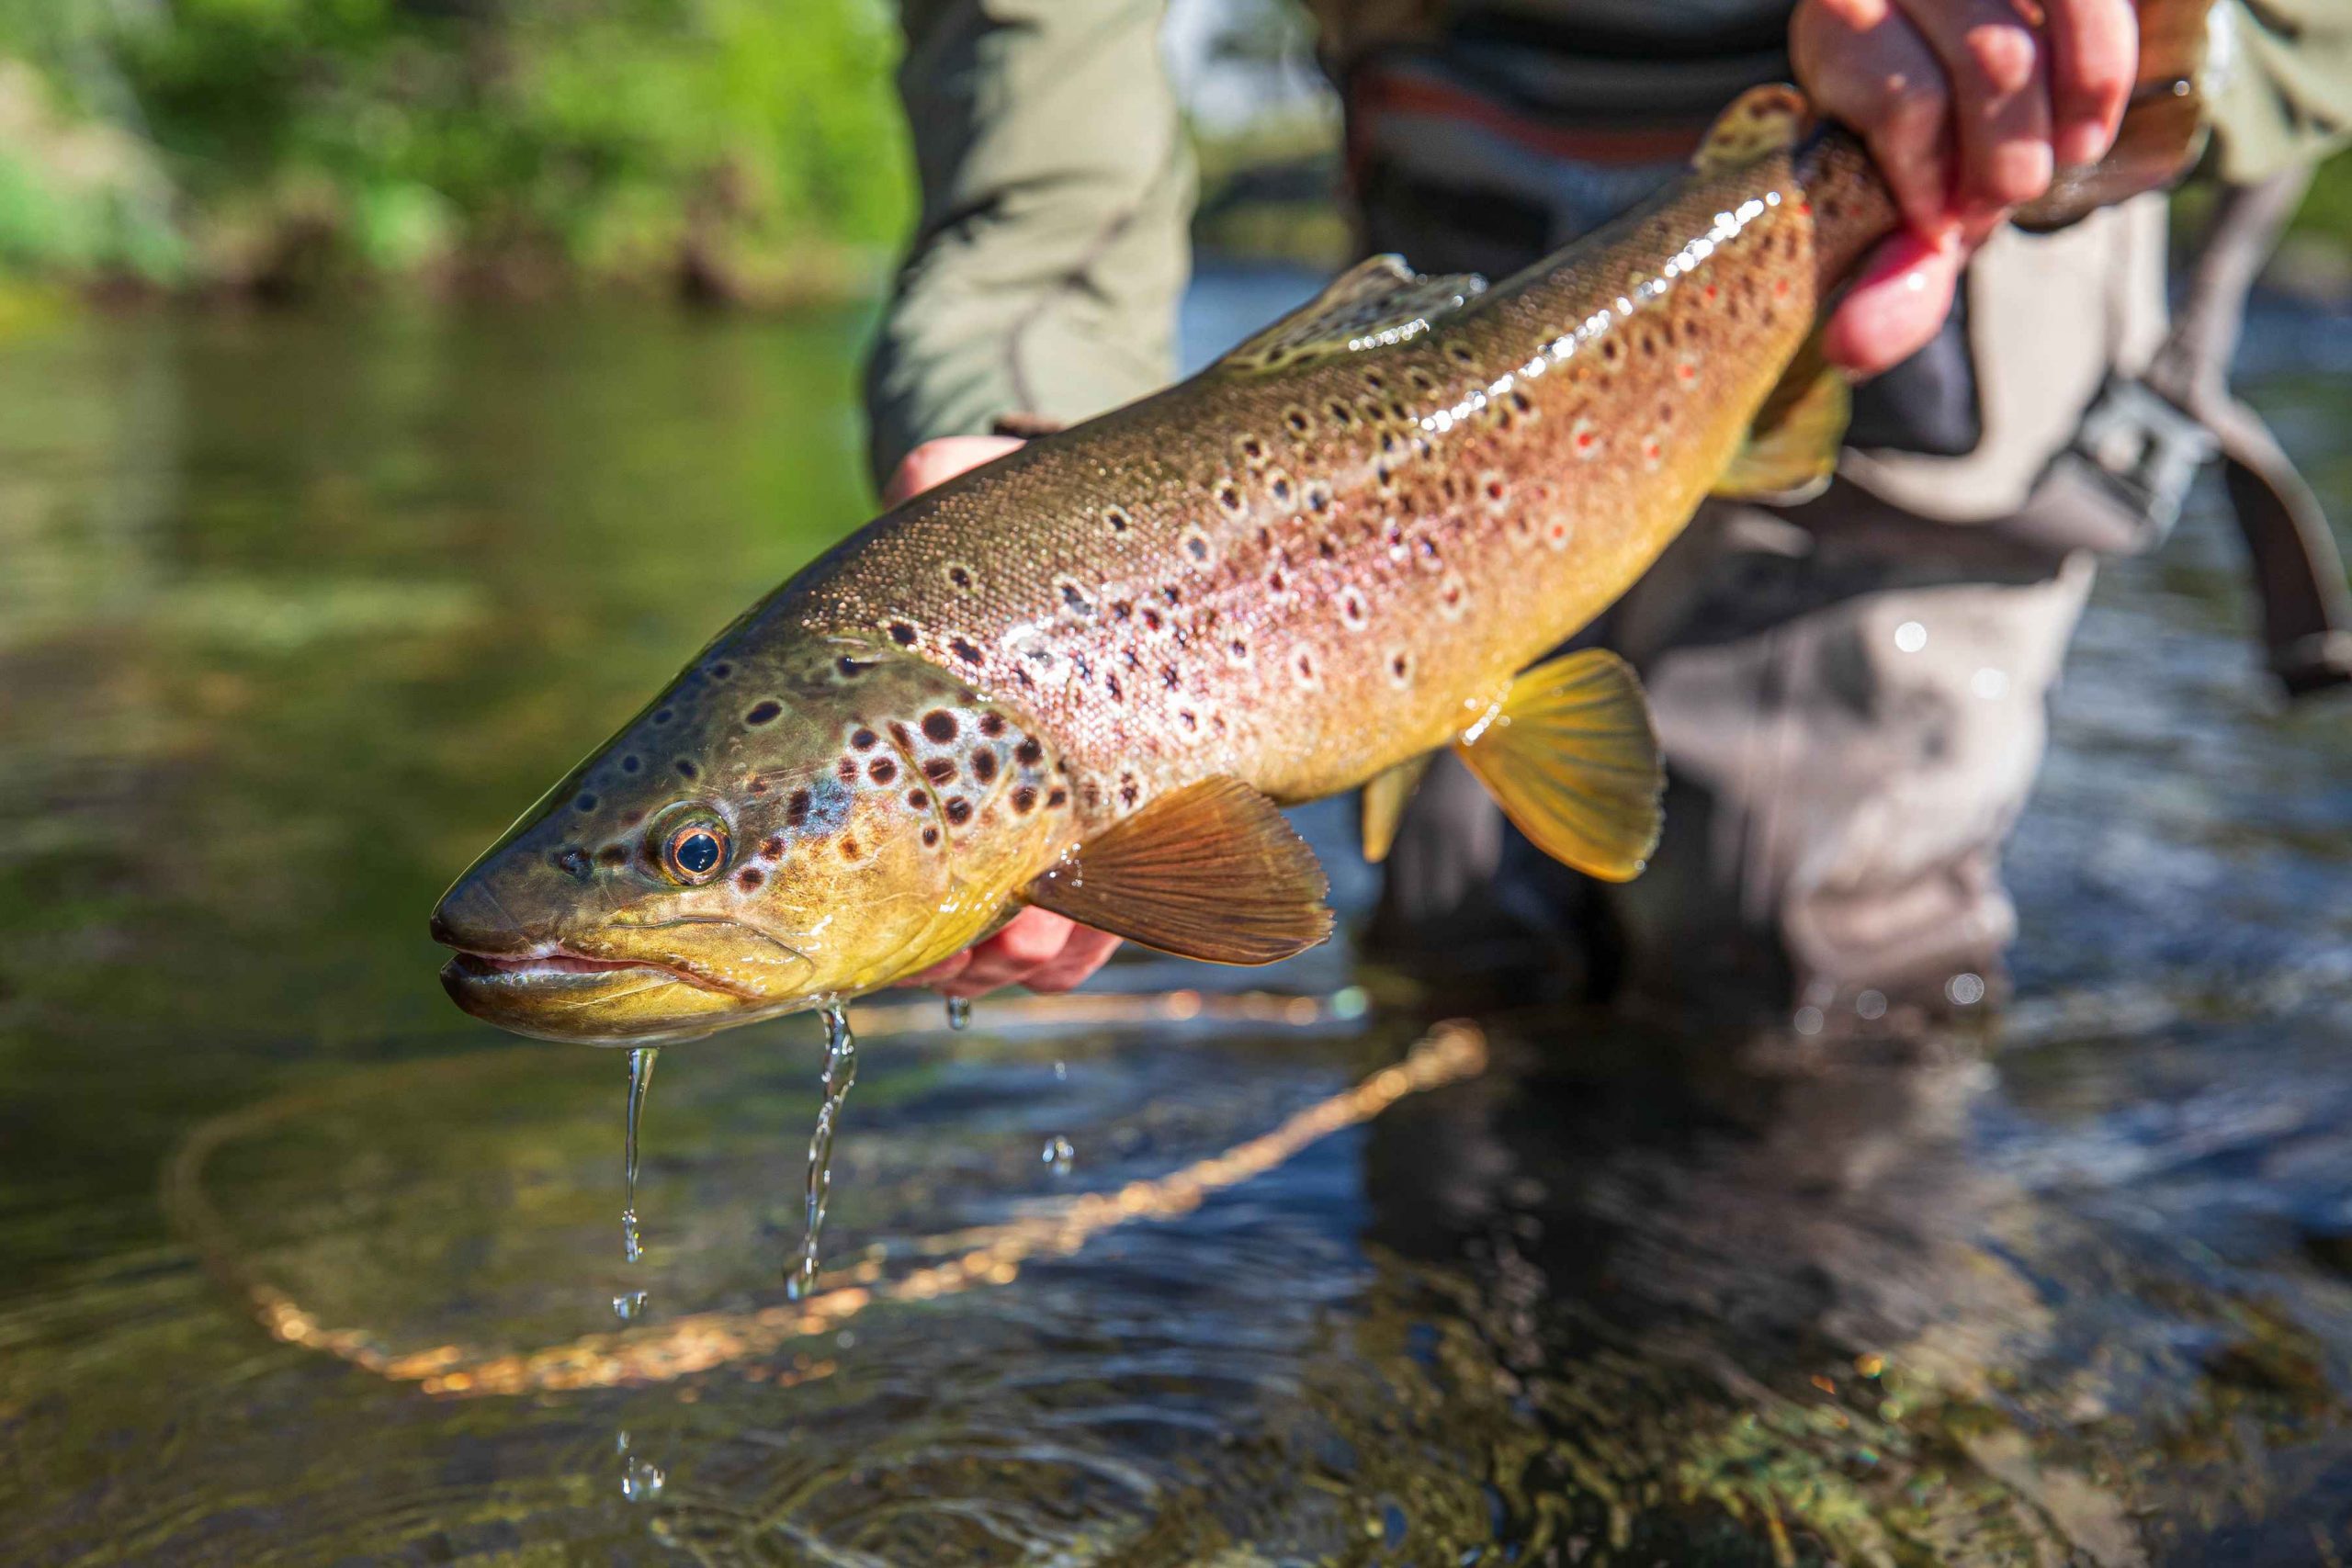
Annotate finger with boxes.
[938,908,1080,997]
[1822,229,1964,376]
[883,434,1024,506]
[1792,0,1959,242]
[2041,0,2135,166]
[1021,928,1123,994]
[1891,0,2053,219]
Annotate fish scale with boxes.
[775,135,1881,815]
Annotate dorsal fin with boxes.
[1216,256,1487,374]
[1692,84,1812,172]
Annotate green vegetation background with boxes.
[2,0,2348,306]
[0,0,914,302]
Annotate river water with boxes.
[1,277,2347,1564]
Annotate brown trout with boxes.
[433,15,2209,1045]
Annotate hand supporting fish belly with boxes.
[433,3,2213,1044]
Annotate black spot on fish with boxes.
[1060,581,1093,615]
[944,797,973,826]
[922,826,940,846]
[598,844,629,867]
[922,710,957,743]
[923,757,956,784]
[978,712,1006,738]
[1012,786,1037,813]
[948,636,983,665]
[868,757,898,784]
[621,755,640,774]
[887,621,918,647]
[554,847,593,882]
[1161,665,1180,690]
[971,750,997,784]
[786,790,812,826]
[1141,607,1163,632]
[947,564,973,589]
[737,867,763,890]
[888,721,914,751]
[746,701,782,726]
[1046,787,1069,809]
[675,760,698,780]
[575,794,597,812]
[836,657,870,680]
[762,834,785,858]
[710,662,733,679]
[1103,506,1132,534]
[841,837,861,860]
[1015,737,1043,767]
[1183,534,1209,562]
[1118,775,1140,807]
[849,727,876,750]
[1178,709,1198,731]
[1105,672,1123,701]
[653,709,674,726]
[837,758,858,782]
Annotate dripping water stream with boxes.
[786,1006,857,1301]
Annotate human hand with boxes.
[883,434,1128,1000]
[1792,0,2137,375]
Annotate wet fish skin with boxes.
[787,133,1889,812]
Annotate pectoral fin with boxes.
[1714,337,1849,503]
[1023,777,1333,964]
[1453,649,1663,882]
[1359,755,1434,863]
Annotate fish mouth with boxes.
[435,942,756,1045]
[441,948,718,988]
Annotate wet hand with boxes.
[884,434,1128,1000]
[1792,0,2137,375]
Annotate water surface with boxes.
[2,284,2349,1563]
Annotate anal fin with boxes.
[1453,649,1663,882]
[1023,777,1333,964]
[1359,754,1434,864]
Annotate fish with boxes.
[432,2,2211,1044]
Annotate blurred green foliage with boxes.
[0,0,912,297]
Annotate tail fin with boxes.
[2015,0,2216,230]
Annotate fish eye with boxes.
[661,819,729,885]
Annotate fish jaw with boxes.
[436,947,758,1045]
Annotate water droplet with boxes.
[621,1456,666,1503]
[1894,619,1928,653]
[1792,1005,1825,1036]
[1947,971,1986,1006]
[621,1045,658,1263]
[1052,1060,1068,1081]
[1330,986,1370,1021]
[1855,988,1888,1021]
[1042,1135,1074,1175]
[786,1006,857,1301]
[945,996,971,1032]
[612,1291,648,1324]
[1971,666,2008,700]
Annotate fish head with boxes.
[432,637,1074,1044]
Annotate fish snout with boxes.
[429,874,542,957]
